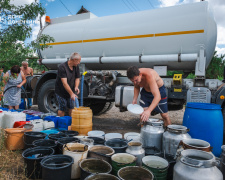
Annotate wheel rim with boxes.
[44,89,58,113]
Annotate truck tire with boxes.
[38,79,58,113]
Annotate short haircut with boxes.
[70,52,81,61]
[22,61,28,64]
[11,65,21,74]
[127,66,140,79]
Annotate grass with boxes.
[0,128,27,180]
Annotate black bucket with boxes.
[56,137,80,154]
[33,139,57,153]
[24,131,47,149]
[79,158,112,180]
[85,173,120,180]
[22,147,54,179]
[104,138,128,153]
[157,153,176,180]
[145,146,161,156]
[48,133,68,141]
[88,137,105,145]
[41,155,74,180]
[60,130,79,137]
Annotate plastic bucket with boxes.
[41,129,59,139]
[111,153,136,175]
[4,128,32,150]
[142,155,169,180]
[88,145,115,163]
[87,130,105,139]
[80,138,94,148]
[24,131,46,150]
[33,139,57,152]
[105,133,122,141]
[183,102,223,157]
[56,137,80,154]
[71,123,93,135]
[105,138,128,153]
[40,155,74,180]
[118,166,154,180]
[79,158,112,180]
[63,143,89,179]
[84,173,119,180]
[124,132,141,142]
[48,133,68,141]
[88,137,105,145]
[60,130,79,137]
[22,147,54,179]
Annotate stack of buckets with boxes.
[71,107,93,135]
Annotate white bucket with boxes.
[105,133,122,141]
[63,142,88,179]
[124,132,141,142]
[87,130,105,139]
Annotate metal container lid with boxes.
[146,118,164,126]
[180,149,216,168]
[167,125,189,134]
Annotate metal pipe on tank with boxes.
[41,53,197,65]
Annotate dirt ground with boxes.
[0,105,184,179]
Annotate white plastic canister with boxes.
[43,120,55,130]
[63,143,88,179]
[105,133,122,141]
[124,132,141,142]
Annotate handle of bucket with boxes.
[17,123,34,132]
[89,150,111,158]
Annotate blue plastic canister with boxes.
[44,116,60,128]
[58,116,72,130]
[26,115,40,121]
[183,102,223,157]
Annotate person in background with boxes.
[21,61,33,108]
[0,65,4,82]
[55,52,81,117]
[3,65,26,110]
[127,66,171,126]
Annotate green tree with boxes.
[0,0,54,71]
[206,51,225,79]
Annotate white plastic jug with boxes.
[1,112,26,129]
[43,120,55,130]
[32,122,44,131]
[0,110,4,128]
[63,143,88,179]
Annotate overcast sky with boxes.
[9,0,225,56]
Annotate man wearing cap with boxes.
[127,66,171,126]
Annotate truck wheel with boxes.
[38,79,58,113]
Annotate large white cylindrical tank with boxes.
[40,1,217,70]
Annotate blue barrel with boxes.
[19,98,26,109]
[58,116,72,130]
[183,102,223,157]
[44,116,59,128]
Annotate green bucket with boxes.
[142,156,169,180]
[111,153,136,175]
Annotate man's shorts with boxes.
[139,85,168,114]
[56,94,74,111]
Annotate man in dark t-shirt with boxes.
[55,52,81,116]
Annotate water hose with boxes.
[74,97,79,108]
[80,71,87,106]
[3,85,30,109]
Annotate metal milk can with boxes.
[174,149,223,180]
[163,125,191,156]
[125,141,145,166]
[140,118,164,151]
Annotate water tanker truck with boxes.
[31,1,225,121]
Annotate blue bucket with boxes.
[183,102,223,157]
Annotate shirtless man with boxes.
[21,61,33,108]
[127,66,171,126]
[21,61,33,77]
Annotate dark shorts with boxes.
[56,94,74,111]
[139,85,168,114]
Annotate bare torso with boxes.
[138,68,164,92]
[21,67,33,77]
